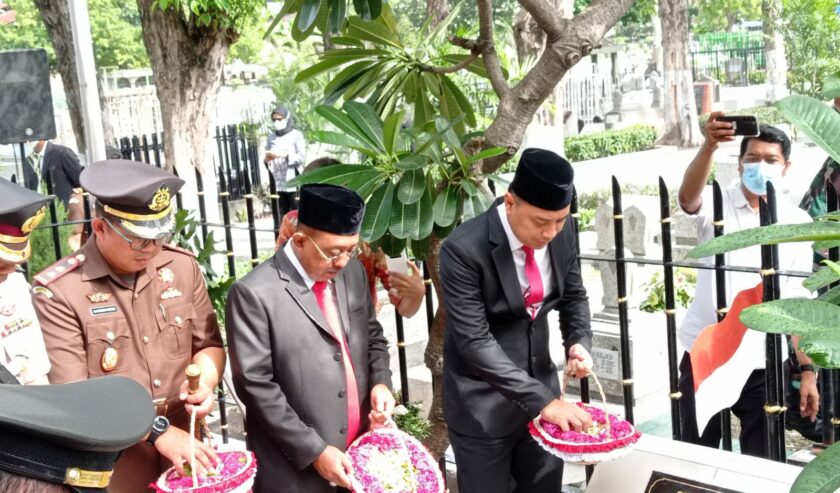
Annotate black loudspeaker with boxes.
[0,48,56,145]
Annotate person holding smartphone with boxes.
[265,105,306,215]
[677,113,818,457]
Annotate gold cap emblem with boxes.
[148,187,171,213]
[21,206,47,234]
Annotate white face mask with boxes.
[741,161,784,196]
[274,119,288,132]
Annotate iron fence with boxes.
[690,47,766,87]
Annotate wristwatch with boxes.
[800,364,816,373]
[146,416,170,446]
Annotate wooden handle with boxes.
[562,370,611,434]
[185,364,201,394]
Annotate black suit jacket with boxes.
[23,142,82,206]
[226,247,392,493]
[440,202,592,438]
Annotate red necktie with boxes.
[522,245,544,319]
[312,281,361,446]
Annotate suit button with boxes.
[143,336,149,344]
[334,353,341,361]
[153,379,161,388]
[338,390,345,398]
[531,357,537,363]
[340,427,347,435]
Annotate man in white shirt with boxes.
[677,114,818,457]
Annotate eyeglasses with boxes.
[304,234,361,264]
[103,217,171,251]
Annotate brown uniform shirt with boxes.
[32,239,224,493]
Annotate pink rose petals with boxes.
[347,428,444,493]
[529,403,641,464]
[150,450,257,493]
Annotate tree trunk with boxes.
[33,0,86,154]
[762,0,787,103]
[480,0,636,173]
[658,0,701,148]
[135,1,231,186]
[426,0,450,27]
[422,234,448,459]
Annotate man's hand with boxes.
[154,427,219,476]
[702,111,736,149]
[369,384,395,428]
[540,399,592,432]
[179,379,215,420]
[313,445,353,488]
[800,372,820,421]
[565,344,593,379]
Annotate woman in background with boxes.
[264,105,305,215]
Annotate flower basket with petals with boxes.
[529,371,641,465]
[347,426,444,493]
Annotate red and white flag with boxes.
[690,282,764,431]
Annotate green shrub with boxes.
[564,125,658,162]
[392,400,431,441]
[27,202,73,277]
[639,268,697,313]
[577,208,596,231]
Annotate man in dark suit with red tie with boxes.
[226,184,395,493]
[440,148,594,492]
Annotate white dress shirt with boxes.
[497,203,555,313]
[679,180,813,369]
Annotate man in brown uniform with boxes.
[32,159,225,493]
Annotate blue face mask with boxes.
[741,161,784,195]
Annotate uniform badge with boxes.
[90,306,118,316]
[149,187,172,212]
[2,318,32,338]
[101,347,119,372]
[160,287,183,300]
[0,303,16,317]
[20,206,47,234]
[32,286,53,299]
[158,267,175,285]
[87,292,113,303]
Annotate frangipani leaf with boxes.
[361,180,394,242]
[803,265,840,292]
[776,95,840,167]
[791,441,840,493]
[688,222,840,258]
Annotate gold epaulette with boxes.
[33,253,86,286]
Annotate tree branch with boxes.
[477,0,509,97]
[517,0,563,40]
[420,52,481,74]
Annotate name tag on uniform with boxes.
[90,306,118,316]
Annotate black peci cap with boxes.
[509,148,575,211]
[0,177,53,263]
[80,160,184,239]
[297,184,365,235]
[0,376,154,492]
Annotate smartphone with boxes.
[386,252,408,276]
[717,115,760,137]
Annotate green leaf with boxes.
[440,54,509,80]
[410,235,432,260]
[346,16,401,49]
[295,49,387,82]
[803,265,840,292]
[467,147,508,165]
[776,95,840,166]
[398,169,425,204]
[330,36,365,47]
[813,239,840,251]
[441,75,476,127]
[415,181,434,240]
[688,221,840,258]
[824,259,840,277]
[375,232,406,257]
[361,180,394,242]
[315,105,379,150]
[433,185,459,227]
[297,0,320,31]
[821,75,840,100]
[740,298,840,367]
[308,130,378,158]
[395,155,427,171]
[342,101,385,152]
[327,0,346,33]
[816,284,840,304]
[322,60,376,104]
[461,180,478,196]
[389,190,419,239]
[382,111,404,155]
[287,164,382,190]
[791,442,840,493]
